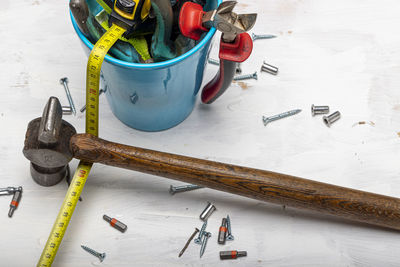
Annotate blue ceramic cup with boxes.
[70,0,221,131]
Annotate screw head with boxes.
[59,77,68,84]
[323,116,331,127]
[252,72,258,80]
[169,185,176,195]
[227,234,234,241]
[251,33,257,40]
[311,104,316,116]
[99,253,106,262]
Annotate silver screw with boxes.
[234,71,257,81]
[262,109,302,126]
[208,58,219,65]
[323,111,341,127]
[59,77,76,116]
[169,184,203,195]
[226,215,234,241]
[80,89,105,112]
[311,104,329,116]
[194,221,207,244]
[251,33,276,41]
[81,245,106,262]
[261,61,278,75]
[200,232,211,258]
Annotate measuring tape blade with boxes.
[86,24,126,136]
[37,162,92,266]
[37,24,126,267]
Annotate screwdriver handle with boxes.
[70,133,400,231]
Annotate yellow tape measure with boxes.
[37,24,126,267]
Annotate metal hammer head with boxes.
[23,97,76,186]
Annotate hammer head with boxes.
[23,97,76,186]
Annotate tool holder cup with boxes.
[70,0,222,131]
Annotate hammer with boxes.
[24,97,400,230]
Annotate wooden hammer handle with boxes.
[70,133,400,230]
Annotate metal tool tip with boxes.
[8,209,14,218]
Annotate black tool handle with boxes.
[201,59,237,104]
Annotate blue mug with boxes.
[70,0,221,131]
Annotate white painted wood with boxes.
[1,0,400,266]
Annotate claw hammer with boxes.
[23,97,400,231]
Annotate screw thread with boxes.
[226,215,232,233]
[170,184,203,195]
[252,33,276,40]
[81,245,105,262]
[208,58,220,65]
[81,245,98,257]
[200,232,211,257]
[195,221,207,243]
[234,74,252,80]
[234,72,257,81]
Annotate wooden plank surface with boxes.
[1,0,400,266]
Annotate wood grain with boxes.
[70,133,400,231]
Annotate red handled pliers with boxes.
[179,1,257,103]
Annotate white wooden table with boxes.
[1,0,400,266]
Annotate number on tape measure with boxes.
[37,24,126,267]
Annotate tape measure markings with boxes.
[37,24,126,267]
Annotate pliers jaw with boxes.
[202,1,257,43]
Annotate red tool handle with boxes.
[202,33,253,104]
[179,2,254,103]
[179,2,208,40]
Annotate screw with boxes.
[261,61,278,75]
[251,33,276,41]
[169,184,203,195]
[200,232,211,258]
[226,215,234,241]
[323,111,341,127]
[60,77,76,116]
[81,245,106,262]
[233,71,257,81]
[262,109,302,126]
[179,228,199,257]
[208,58,219,65]
[311,104,329,116]
[194,221,207,244]
[80,89,104,112]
